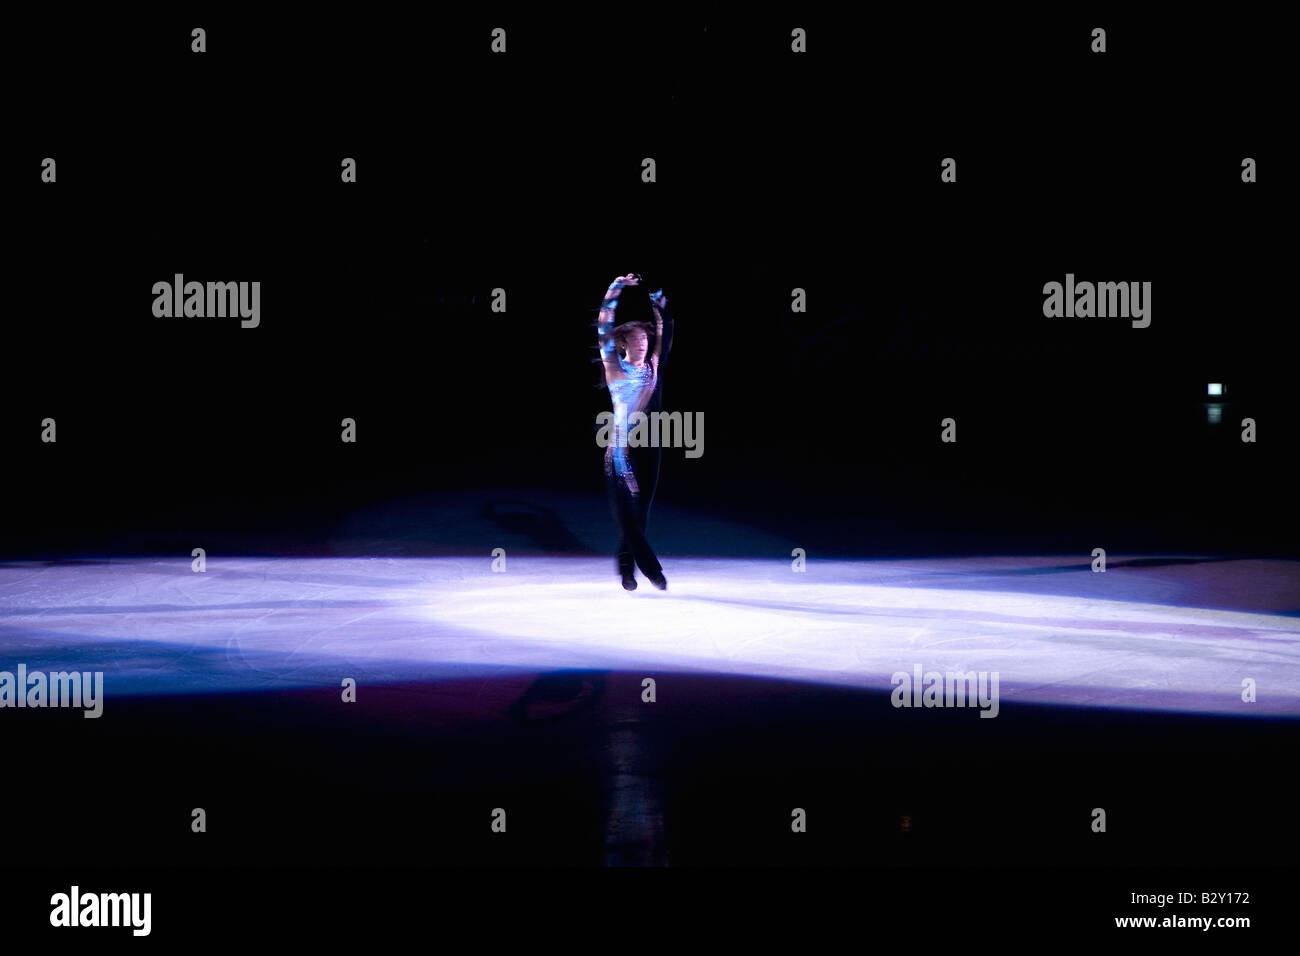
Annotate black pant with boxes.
[605,442,663,579]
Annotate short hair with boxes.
[611,320,656,351]
[593,320,659,389]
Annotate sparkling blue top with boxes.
[605,354,657,492]
[607,353,656,407]
[597,282,672,497]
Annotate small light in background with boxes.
[1205,383,1226,425]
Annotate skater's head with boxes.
[592,271,659,387]
[613,321,654,366]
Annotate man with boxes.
[596,272,676,590]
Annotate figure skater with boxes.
[595,272,675,591]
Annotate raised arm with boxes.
[647,285,673,367]
[597,274,636,383]
[648,301,664,371]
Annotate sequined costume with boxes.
[597,280,675,581]
[603,353,657,497]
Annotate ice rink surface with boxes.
[2,551,1297,716]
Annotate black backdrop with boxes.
[5,11,1292,558]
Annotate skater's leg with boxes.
[606,464,636,580]
[626,445,665,584]
[639,444,663,526]
[608,456,662,582]
[624,504,663,580]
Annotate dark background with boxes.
[5,10,1293,560]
